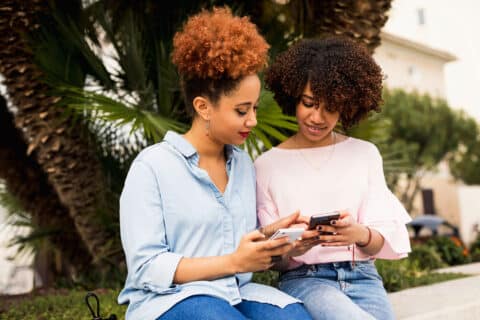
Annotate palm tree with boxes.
[282,0,392,52]
[0,96,91,286]
[0,0,395,286]
[0,0,115,267]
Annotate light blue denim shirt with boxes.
[118,131,299,320]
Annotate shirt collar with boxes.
[163,131,235,162]
[163,131,197,158]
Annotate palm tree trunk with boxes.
[0,96,92,284]
[0,0,116,265]
[287,0,392,52]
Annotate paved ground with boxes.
[389,262,480,319]
[433,262,480,275]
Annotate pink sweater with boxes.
[255,137,412,266]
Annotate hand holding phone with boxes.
[269,228,305,242]
[308,211,340,230]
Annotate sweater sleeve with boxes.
[254,158,280,227]
[358,145,412,259]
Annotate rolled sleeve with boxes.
[359,146,412,259]
[120,160,183,294]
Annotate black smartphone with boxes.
[308,211,341,230]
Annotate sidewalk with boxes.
[388,262,480,319]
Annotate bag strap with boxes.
[85,292,117,320]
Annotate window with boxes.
[408,65,422,84]
[417,8,426,26]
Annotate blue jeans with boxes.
[279,260,394,320]
[158,295,313,320]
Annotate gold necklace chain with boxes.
[294,131,337,171]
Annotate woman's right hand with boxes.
[229,230,295,273]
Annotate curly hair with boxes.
[172,7,269,80]
[172,7,269,117]
[265,37,383,128]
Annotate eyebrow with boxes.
[235,98,260,108]
[301,94,315,100]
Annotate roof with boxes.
[380,31,457,62]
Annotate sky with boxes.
[383,0,480,121]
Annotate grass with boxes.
[0,269,470,319]
[375,259,469,292]
[0,288,125,320]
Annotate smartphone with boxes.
[269,228,305,242]
[308,211,341,230]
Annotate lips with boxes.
[305,124,328,134]
[239,132,250,138]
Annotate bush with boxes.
[408,244,446,270]
[252,270,279,287]
[471,248,480,262]
[0,289,125,320]
[375,259,467,292]
[375,259,420,292]
[426,236,470,266]
[470,233,480,262]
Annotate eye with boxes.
[236,109,247,116]
[301,98,315,108]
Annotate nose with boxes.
[245,109,257,128]
[310,107,325,123]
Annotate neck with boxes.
[184,119,225,160]
[294,131,336,148]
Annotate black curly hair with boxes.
[265,37,383,128]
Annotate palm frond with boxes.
[58,86,187,142]
[245,89,298,158]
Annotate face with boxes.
[207,74,260,145]
[295,82,340,146]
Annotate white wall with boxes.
[374,38,450,98]
[458,186,480,245]
[383,0,480,121]
[0,204,34,294]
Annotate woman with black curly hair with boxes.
[117,7,313,320]
[255,37,412,320]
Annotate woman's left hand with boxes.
[317,211,368,247]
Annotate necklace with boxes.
[294,131,337,171]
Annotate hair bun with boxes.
[172,7,269,80]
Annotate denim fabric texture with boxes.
[158,295,312,320]
[279,260,394,320]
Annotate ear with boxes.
[192,96,212,121]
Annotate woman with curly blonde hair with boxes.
[118,7,313,320]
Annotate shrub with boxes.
[375,259,420,292]
[426,236,470,266]
[375,259,467,292]
[252,270,279,287]
[408,244,446,270]
[470,233,480,262]
[471,248,480,262]
[0,289,125,320]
